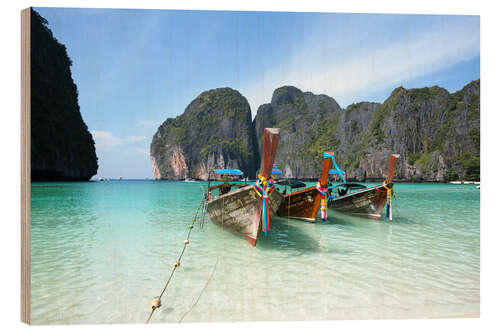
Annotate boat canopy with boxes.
[271,163,282,175]
[276,179,306,189]
[215,169,243,175]
[323,151,346,184]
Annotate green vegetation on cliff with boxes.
[150,88,257,179]
[151,80,479,182]
[252,80,479,181]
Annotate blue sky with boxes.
[35,8,480,179]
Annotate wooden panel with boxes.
[260,128,280,178]
[385,154,400,184]
[278,187,317,221]
[206,127,283,246]
[328,184,392,219]
[278,154,332,221]
[21,7,31,325]
[206,186,283,244]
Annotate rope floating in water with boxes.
[145,196,205,324]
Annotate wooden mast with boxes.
[320,154,333,187]
[385,154,400,184]
[309,154,333,218]
[260,128,281,178]
[253,128,281,243]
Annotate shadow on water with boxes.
[324,211,416,226]
[324,214,356,226]
[255,217,353,255]
[390,215,416,224]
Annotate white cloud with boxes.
[243,17,479,111]
[132,146,149,156]
[90,130,146,149]
[90,130,122,149]
[126,136,147,143]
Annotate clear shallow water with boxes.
[30,181,480,324]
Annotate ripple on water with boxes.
[30,181,479,324]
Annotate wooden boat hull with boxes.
[206,127,282,246]
[277,153,332,222]
[278,186,318,222]
[206,185,284,245]
[327,183,392,219]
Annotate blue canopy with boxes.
[271,168,282,175]
[323,151,346,184]
[215,169,243,175]
[271,163,282,175]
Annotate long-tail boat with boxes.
[276,152,333,222]
[327,153,400,220]
[205,128,284,246]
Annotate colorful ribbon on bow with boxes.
[252,174,275,235]
[383,184,392,220]
[316,180,329,222]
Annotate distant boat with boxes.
[205,128,283,246]
[184,178,196,182]
[327,153,400,220]
[277,152,332,222]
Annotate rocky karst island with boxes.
[151,80,480,182]
[30,9,98,181]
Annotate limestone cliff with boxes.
[254,80,480,182]
[150,88,257,180]
[253,86,342,178]
[30,9,98,181]
[151,80,479,182]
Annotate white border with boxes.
[1,1,498,332]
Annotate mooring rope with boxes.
[178,256,219,323]
[146,196,206,324]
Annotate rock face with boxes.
[254,80,480,182]
[253,86,342,178]
[150,88,258,180]
[30,9,98,181]
[152,80,479,182]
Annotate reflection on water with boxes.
[30,181,480,324]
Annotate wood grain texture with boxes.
[385,154,400,184]
[278,155,332,221]
[327,184,393,219]
[21,7,31,325]
[206,128,283,246]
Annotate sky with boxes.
[35,8,480,179]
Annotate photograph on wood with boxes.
[21,7,480,324]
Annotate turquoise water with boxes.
[30,181,480,324]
